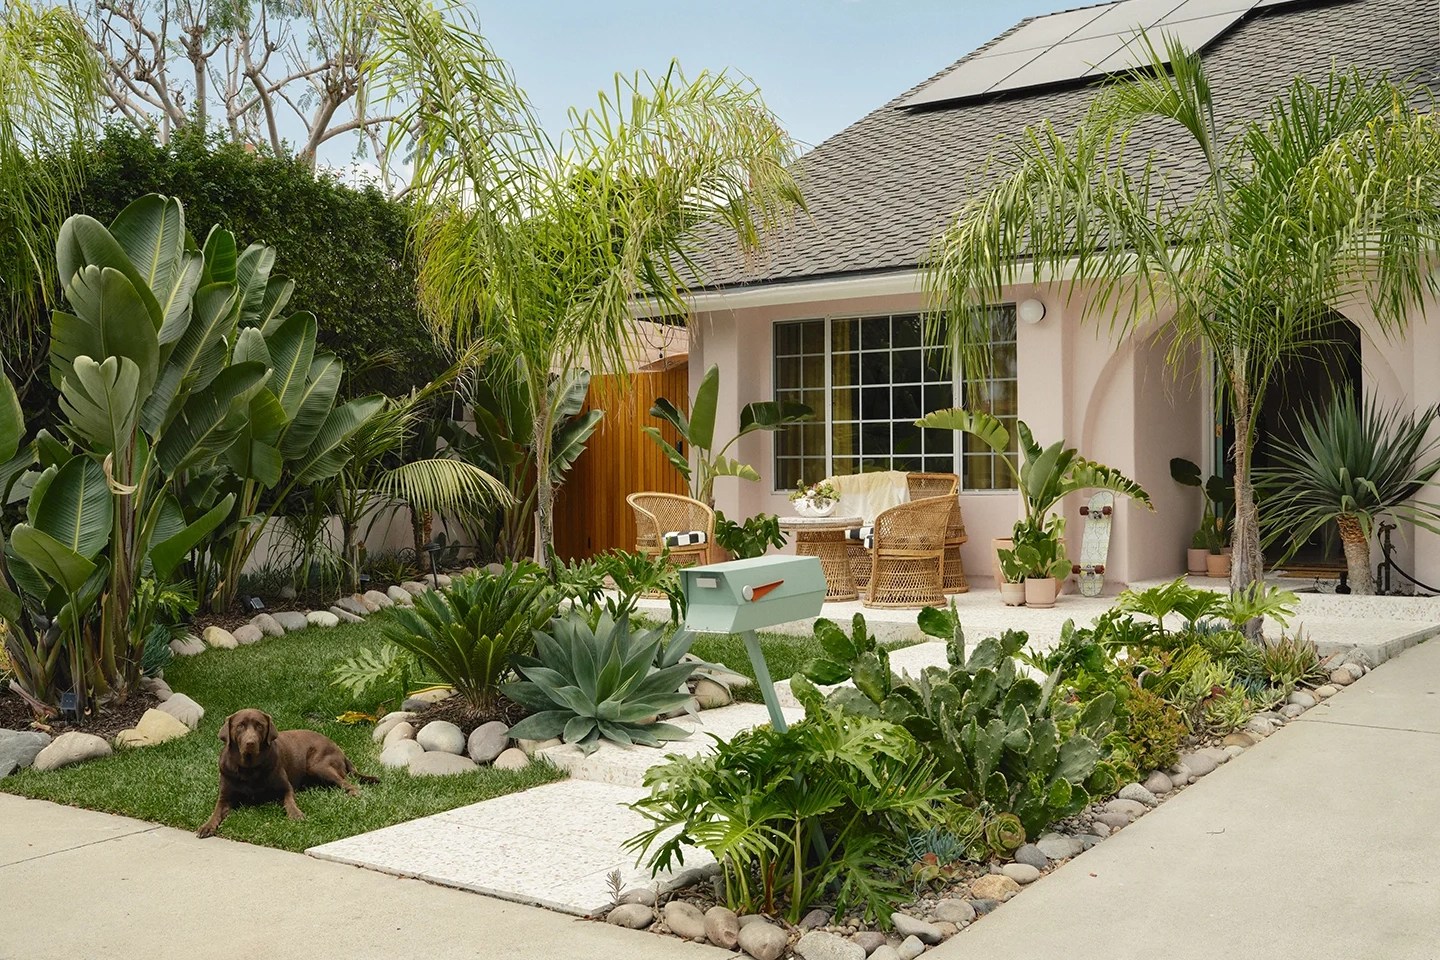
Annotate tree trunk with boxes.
[1229,392,1266,638]
[1336,514,1374,594]
[533,410,555,573]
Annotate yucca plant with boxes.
[504,612,694,751]
[1259,392,1440,594]
[381,563,558,713]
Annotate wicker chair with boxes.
[627,493,715,571]
[863,495,954,609]
[906,472,968,594]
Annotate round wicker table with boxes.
[779,515,864,602]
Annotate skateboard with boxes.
[1072,491,1114,598]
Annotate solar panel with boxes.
[899,0,1347,110]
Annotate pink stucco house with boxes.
[670,0,1440,589]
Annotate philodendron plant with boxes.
[645,363,812,506]
[917,409,1152,580]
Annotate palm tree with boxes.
[0,2,98,393]
[924,32,1440,603]
[1259,392,1440,594]
[367,0,803,567]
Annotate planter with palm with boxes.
[1259,392,1440,594]
[1171,458,1234,575]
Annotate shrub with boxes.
[713,511,786,559]
[1120,681,1186,771]
[381,563,558,713]
[504,613,694,751]
[627,704,948,924]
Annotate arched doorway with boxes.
[1219,311,1362,572]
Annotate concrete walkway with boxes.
[0,793,726,960]
[933,636,1440,959]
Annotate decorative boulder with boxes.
[306,610,340,628]
[382,722,416,748]
[115,709,191,748]
[416,720,465,755]
[251,613,285,637]
[333,597,369,617]
[363,589,394,609]
[329,606,364,624]
[33,732,112,771]
[138,676,173,701]
[169,635,205,657]
[692,678,733,709]
[433,573,452,588]
[351,593,381,613]
[372,711,416,742]
[386,585,414,606]
[231,624,263,646]
[0,730,52,777]
[969,874,1020,901]
[273,611,309,632]
[157,693,205,730]
[407,752,477,776]
[202,626,238,649]
[737,919,788,960]
[467,721,510,763]
[493,747,530,770]
[400,581,429,596]
[379,740,425,769]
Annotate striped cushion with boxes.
[845,526,874,550]
[662,530,708,547]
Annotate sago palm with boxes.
[366,0,803,566]
[1259,392,1440,594]
[924,32,1440,606]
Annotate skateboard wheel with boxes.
[1096,565,1105,574]
[1101,506,1113,517]
[1070,564,1081,574]
[1079,506,1090,516]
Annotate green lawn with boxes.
[0,616,564,852]
[686,627,921,703]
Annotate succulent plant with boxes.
[504,612,694,752]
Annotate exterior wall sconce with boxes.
[1018,298,1047,325]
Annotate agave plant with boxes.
[1259,392,1440,594]
[504,613,694,751]
[381,563,558,713]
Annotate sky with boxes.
[467,1,1081,152]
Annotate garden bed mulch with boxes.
[408,693,530,736]
[0,689,162,739]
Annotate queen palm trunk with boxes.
[1336,514,1374,594]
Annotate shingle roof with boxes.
[688,0,1438,291]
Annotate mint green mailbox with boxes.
[680,556,826,732]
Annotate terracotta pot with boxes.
[1024,577,1059,608]
[1206,552,1232,578]
[1220,545,1233,557]
[1186,548,1209,575]
[999,581,1027,606]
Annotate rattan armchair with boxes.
[863,494,954,608]
[627,492,715,570]
[906,472,968,594]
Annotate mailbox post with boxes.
[680,556,827,732]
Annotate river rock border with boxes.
[602,647,1376,960]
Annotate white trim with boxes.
[679,270,926,314]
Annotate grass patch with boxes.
[0,616,564,851]
[688,628,921,703]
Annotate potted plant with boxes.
[997,540,1031,606]
[788,480,839,518]
[918,410,1151,600]
[713,511,787,559]
[1205,515,1232,578]
[1171,458,1234,576]
[999,516,1072,608]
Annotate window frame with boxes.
[771,310,1018,493]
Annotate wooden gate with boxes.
[553,363,690,561]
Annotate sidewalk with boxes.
[0,793,725,960]
[932,636,1440,959]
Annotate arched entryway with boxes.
[1219,311,1362,572]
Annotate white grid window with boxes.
[772,309,1018,491]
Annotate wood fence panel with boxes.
[553,364,689,561]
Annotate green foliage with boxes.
[32,126,442,408]
[645,364,812,505]
[627,703,950,924]
[713,510,786,560]
[504,613,694,752]
[381,563,559,712]
[797,607,1119,842]
[1120,680,1186,771]
[1171,458,1234,551]
[330,643,415,710]
[1113,577,1297,634]
[591,549,686,624]
[1259,391,1440,591]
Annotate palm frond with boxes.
[379,457,512,513]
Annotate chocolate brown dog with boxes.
[197,708,378,838]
